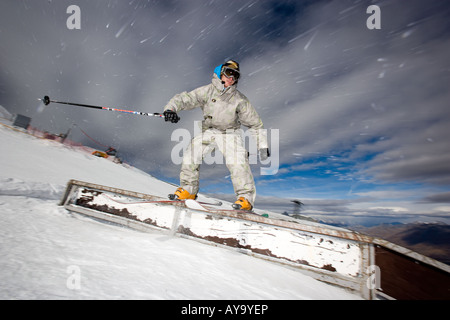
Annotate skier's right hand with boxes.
[259,148,270,161]
[163,110,180,123]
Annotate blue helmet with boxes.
[214,60,240,82]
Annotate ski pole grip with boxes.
[152,113,165,118]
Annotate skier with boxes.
[163,60,270,211]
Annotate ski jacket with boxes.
[164,74,268,149]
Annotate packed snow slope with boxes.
[0,123,360,299]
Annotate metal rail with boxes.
[60,179,450,300]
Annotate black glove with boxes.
[163,110,180,123]
[260,148,270,161]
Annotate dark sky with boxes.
[1,0,450,225]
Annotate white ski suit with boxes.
[164,73,268,205]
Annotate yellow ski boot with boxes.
[169,187,197,200]
[232,197,253,211]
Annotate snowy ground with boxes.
[0,123,361,300]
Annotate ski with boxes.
[98,193,223,207]
[167,194,223,207]
[185,199,269,218]
[111,197,223,207]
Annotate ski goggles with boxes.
[222,67,240,81]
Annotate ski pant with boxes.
[180,129,256,205]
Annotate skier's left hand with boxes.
[259,148,270,161]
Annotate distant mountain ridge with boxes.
[352,222,450,265]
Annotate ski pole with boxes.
[38,96,164,119]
